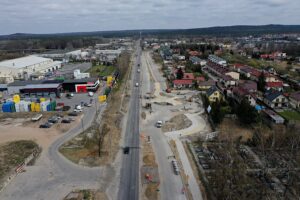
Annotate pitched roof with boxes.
[173,79,193,85]
[183,73,195,80]
[198,80,215,87]
[290,91,300,101]
[266,81,283,88]
[206,86,219,97]
[265,92,284,102]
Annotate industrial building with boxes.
[62,78,100,93]
[7,80,63,97]
[0,56,62,83]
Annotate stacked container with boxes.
[2,102,16,113]
[41,100,50,112]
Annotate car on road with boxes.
[88,92,94,97]
[84,103,92,107]
[39,122,52,128]
[137,69,140,73]
[156,120,163,128]
[135,82,139,87]
[171,160,180,175]
[123,147,130,154]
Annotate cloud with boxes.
[0,0,299,34]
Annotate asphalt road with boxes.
[0,88,108,200]
[118,41,141,200]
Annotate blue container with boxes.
[2,102,15,112]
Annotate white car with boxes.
[135,82,139,87]
[88,92,94,97]
[156,120,163,128]
[73,109,82,113]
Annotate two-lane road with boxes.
[118,41,141,200]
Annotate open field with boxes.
[279,110,300,121]
[0,140,38,185]
[87,65,116,77]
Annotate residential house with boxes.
[183,73,195,80]
[208,55,227,66]
[206,86,223,102]
[232,87,256,106]
[289,91,300,109]
[173,79,193,89]
[265,82,283,91]
[198,80,216,90]
[225,71,240,80]
[239,80,257,93]
[264,92,288,109]
[190,56,206,66]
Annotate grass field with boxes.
[87,65,115,77]
[279,110,300,121]
[0,140,39,183]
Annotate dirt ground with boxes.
[141,136,160,200]
[63,189,108,200]
[0,140,39,187]
[0,112,81,149]
[162,114,192,133]
[217,118,254,142]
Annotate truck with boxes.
[31,114,43,121]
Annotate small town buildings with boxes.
[198,80,216,90]
[73,69,90,79]
[232,87,256,106]
[238,80,257,93]
[0,56,62,83]
[208,55,227,66]
[262,109,285,124]
[265,82,283,91]
[189,56,206,66]
[206,86,223,102]
[173,79,193,89]
[289,91,300,109]
[225,71,240,80]
[264,92,288,109]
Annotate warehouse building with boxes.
[7,80,63,97]
[0,56,62,83]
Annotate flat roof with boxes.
[0,56,52,69]
[23,83,61,89]
[63,78,98,84]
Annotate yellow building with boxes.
[206,86,223,102]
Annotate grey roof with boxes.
[0,84,7,88]
[0,56,52,69]
[23,83,61,89]
[206,86,218,97]
[8,80,44,87]
[199,80,215,87]
[63,78,98,84]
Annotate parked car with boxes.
[88,92,94,97]
[48,116,59,123]
[61,119,71,123]
[39,122,52,128]
[68,112,78,116]
[74,108,82,113]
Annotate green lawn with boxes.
[87,65,115,77]
[279,111,300,121]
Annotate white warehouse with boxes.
[0,55,61,83]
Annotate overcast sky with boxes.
[0,0,299,35]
